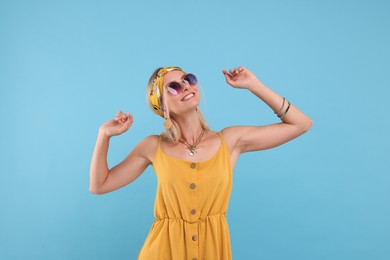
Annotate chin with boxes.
[171,105,199,117]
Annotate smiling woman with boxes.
[146,66,210,143]
[89,65,313,260]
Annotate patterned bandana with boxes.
[149,66,184,117]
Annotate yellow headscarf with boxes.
[149,66,184,117]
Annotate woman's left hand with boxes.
[222,66,259,90]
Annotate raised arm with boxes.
[221,66,313,155]
[89,111,155,195]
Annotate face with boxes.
[162,70,200,117]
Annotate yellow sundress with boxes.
[137,131,233,260]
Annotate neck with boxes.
[172,110,204,143]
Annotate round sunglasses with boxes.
[166,73,197,95]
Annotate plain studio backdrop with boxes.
[1,0,389,259]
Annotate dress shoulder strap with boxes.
[157,134,162,149]
[217,130,232,154]
[217,131,225,144]
[151,135,163,164]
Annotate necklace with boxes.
[179,130,205,156]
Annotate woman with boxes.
[89,66,313,260]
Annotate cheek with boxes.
[164,96,180,110]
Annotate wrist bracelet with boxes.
[275,97,285,116]
[279,100,291,119]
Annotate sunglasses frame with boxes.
[166,73,197,95]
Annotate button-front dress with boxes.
[137,132,233,260]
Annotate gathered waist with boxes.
[154,212,226,224]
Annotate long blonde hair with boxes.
[146,67,209,143]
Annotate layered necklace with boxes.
[179,130,205,156]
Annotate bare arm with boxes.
[89,111,155,195]
[221,66,313,154]
[89,130,111,194]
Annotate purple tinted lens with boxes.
[184,73,197,86]
[167,81,182,95]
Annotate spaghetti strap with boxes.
[217,131,226,144]
[217,130,232,155]
[152,135,163,164]
[157,134,162,148]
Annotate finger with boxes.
[223,72,234,85]
[123,114,133,128]
[123,113,133,124]
[127,113,133,123]
[222,69,232,80]
[229,69,235,75]
[223,68,233,76]
[122,119,131,127]
[116,110,128,122]
[115,110,122,120]
[117,117,127,123]
[222,68,231,77]
[223,73,231,82]
[116,110,126,117]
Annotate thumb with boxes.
[122,113,133,129]
[222,69,233,85]
[127,113,133,123]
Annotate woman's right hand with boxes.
[99,110,133,137]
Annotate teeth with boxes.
[183,93,194,101]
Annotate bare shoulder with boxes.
[141,134,160,144]
[135,134,160,163]
[220,126,242,152]
[221,126,242,141]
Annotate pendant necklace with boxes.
[179,130,205,156]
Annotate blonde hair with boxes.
[146,67,209,143]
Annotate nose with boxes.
[181,80,190,91]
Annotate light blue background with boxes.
[1,0,389,259]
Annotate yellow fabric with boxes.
[150,66,184,117]
[138,132,233,260]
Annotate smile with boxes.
[182,93,195,101]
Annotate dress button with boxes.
[190,183,196,189]
[190,163,196,169]
[191,209,197,215]
[192,235,198,241]
[192,258,197,260]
